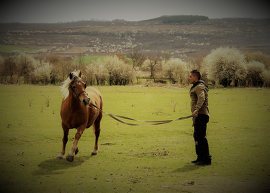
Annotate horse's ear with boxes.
[69,72,73,80]
[78,70,82,77]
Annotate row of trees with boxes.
[0,47,270,87]
[0,54,135,85]
[0,54,71,84]
[0,54,51,84]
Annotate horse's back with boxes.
[87,87,102,108]
[86,87,103,128]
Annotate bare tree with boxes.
[2,56,17,83]
[144,53,162,79]
[15,54,35,83]
[128,49,146,69]
[46,54,74,82]
[161,51,171,63]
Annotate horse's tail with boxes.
[99,95,103,112]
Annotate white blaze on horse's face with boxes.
[69,75,90,106]
[77,81,90,106]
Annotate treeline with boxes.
[0,54,135,85]
[0,47,270,87]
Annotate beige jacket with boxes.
[190,80,209,116]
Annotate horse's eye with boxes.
[84,83,87,89]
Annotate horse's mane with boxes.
[60,70,80,99]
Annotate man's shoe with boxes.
[195,159,211,166]
[191,158,201,164]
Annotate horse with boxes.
[57,70,103,162]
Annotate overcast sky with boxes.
[0,0,269,23]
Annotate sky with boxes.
[0,0,269,23]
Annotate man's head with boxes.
[189,70,201,84]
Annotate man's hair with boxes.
[190,70,201,80]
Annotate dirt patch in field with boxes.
[133,148,169,158]
[101,142,116,146]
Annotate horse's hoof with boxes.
[75,148,79,155]
[91,151,97,156]
[66,155,74,162]
[57,154,64,159]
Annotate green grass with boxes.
[0,85,269,193]
[0,44,38,53]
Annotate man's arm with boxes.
[193,84,206,116]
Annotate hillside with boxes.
[141,15,209,24]
[0,15,270,57]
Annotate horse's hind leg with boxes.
[92,113,102,156]
[57,124,69,159]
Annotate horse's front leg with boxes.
[57,124,69,159]
[66,126,85,162]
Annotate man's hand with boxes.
[192,109,198,117]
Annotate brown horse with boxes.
[57,70,103,162]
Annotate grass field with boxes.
[0,44,40,53]
[0,85,269,193]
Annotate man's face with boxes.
[188,73,198,84]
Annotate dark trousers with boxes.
[193,114,211,161]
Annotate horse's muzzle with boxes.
[82,98,90,105]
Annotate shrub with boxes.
[245,51,270,70]
[0,55,4,82]
[95,63,109,85]
[163,58,189,84]
[32,62,52,84]
[246,61,265,87]
[262,70,270,87]
[85,63,97,85]
[204,47,247,87]
[0,55,4,71]
[85,62,109,85]
[103,55,134,85]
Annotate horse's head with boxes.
[69,71,90,106]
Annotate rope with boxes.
[89,103,193,126]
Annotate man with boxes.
[189,70,211,165]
